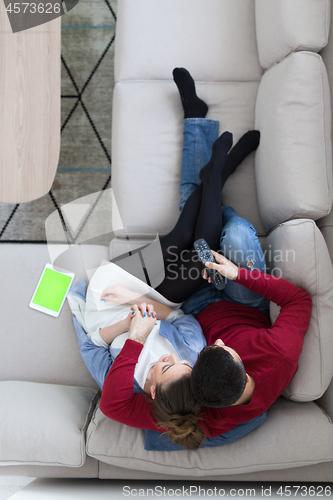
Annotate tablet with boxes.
[29,264,75,317]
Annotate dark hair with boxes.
[191,345,247,408]
[153,375,205,451]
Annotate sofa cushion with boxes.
[87,399,333,476]
[262,220,333,401]
[0,381,99,466]
[144,413,267,452]
[0,244,103,388]
[115,0,262,83]
[255,52,332,233]
[112,80,266,237]
[255,0,330,69]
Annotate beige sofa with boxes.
[1,0,333,482]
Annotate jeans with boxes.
[179,118,220,212]
[179,118,270,318]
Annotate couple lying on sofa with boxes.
[68,69,312,451]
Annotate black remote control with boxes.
[194,238,225,290]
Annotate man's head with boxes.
[191,339,247,407]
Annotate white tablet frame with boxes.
[29,264,75,317]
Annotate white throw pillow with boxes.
[0,381,99,466]
[255,52,332,233]
[255,0,330,69]
[263,220,333,401]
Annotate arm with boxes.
[206,252,312,358]
[164,314,207,354]
[100,307,162,431]
[205,250,312,309]
[71,315,113,390]
[100,339,161,430]
[101,284,173,320]
[99,312,132,345]
[236,267,312,360]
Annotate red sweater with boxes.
[100,268,312,437]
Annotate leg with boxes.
[156,132,232,302]
[218,207,269,315]
[108,76,215,284]
[179,118,219,212]
[182,207,269,316]
[173,67,208,119]
[161,118,219,254]
[161,131,232,254]
[112,67,260,294]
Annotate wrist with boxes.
[129,330,145,344]
[127,293,142,305]
[233,266,239,280]
[121,318,130,331]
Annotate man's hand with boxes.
[204,250,239,281]
[128,303,157,345]
[100,284,141,305]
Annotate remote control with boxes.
[194,238,225,290]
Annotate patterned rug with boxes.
[0,0,117,243]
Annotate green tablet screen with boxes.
[32,268,72,312]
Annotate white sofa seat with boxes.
[87,398,333,477]
[112,80,264,236]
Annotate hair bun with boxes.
[169,413,198,439]
[153,376,205,450]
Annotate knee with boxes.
[220,218,259,267]
[221,217,255,246]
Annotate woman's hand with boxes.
[129,303,157,345]
[123,311,135,332]
[204,250,239,281]
[100,284,141,305]
[124,303,156,331]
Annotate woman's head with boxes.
[152,374,205,451]
[149,353,193,399]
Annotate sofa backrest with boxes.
[255,0,330,69]
[255,51,332,233]
[114,0,263,83]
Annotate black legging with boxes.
[156,173,222,302]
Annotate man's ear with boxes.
[150,385,156,400]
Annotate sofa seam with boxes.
[0,459,87,467]
[114,79,262,85]
[325,0,330,44]
[80,391,101,467]
[318,406,333,425]
[88,455,333,473]
[85,399,100,458]
[318,55,331,207]
[267,211,330,234]
[314,224,326,397]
